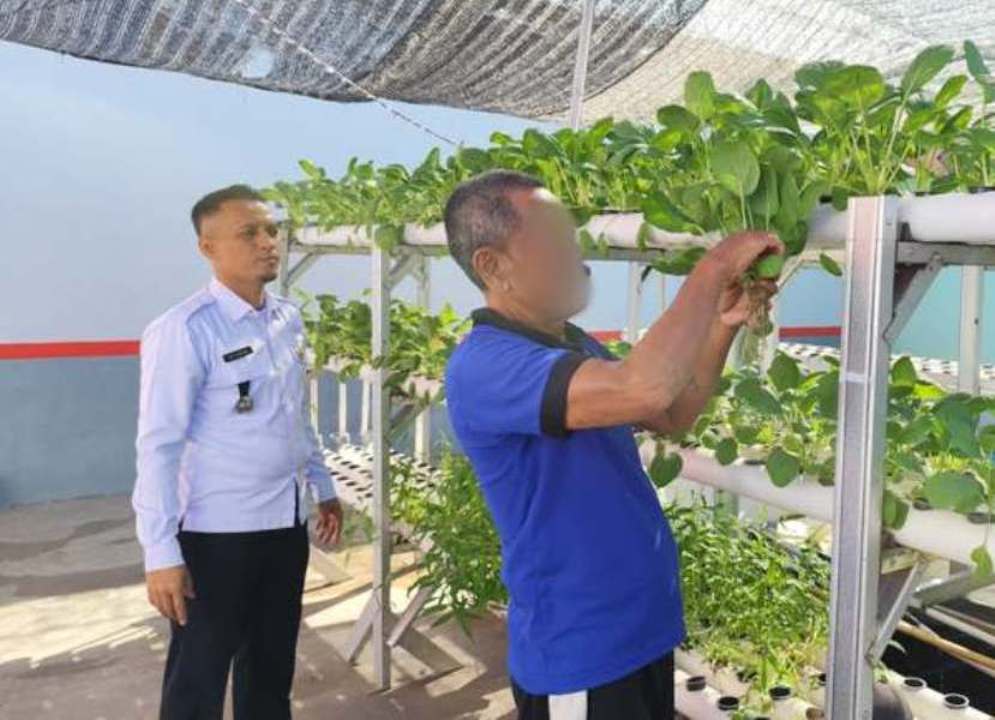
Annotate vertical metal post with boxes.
[828,197,899,719]
[277,230,292,296]
[361,381,371,445]
[567,0,596,130]
[414,258,432,460]
[625,262,643,342]
[370,243,392,689]
[958,266,984,395]
[337,382,349,443]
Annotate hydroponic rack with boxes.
[279,190,995,718]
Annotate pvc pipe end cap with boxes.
[686,675,707,692]
[717,696,740,711]
[943,694,969,709]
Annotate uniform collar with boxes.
[209,277,272,323]
[471,307,588,352]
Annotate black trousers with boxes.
[159,519,309,720]
[512,653,675,720]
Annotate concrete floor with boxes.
[0,495,518,720]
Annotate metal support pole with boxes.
[567,0,596,130]
[414,258,432,460]
[370,243,392,689]
[337,381,349,443]
[360,381,371,445]
[828,197,899,719]
[278,230,292,296]
[959,266,984,395]
[625,262,643,343]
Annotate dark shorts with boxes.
[511,653,675,720]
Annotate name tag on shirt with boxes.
[222,346,254,363]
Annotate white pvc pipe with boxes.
[296,193,995,254]
[676,649,821,719]
[678,450,995,567]
[887,671,991,719]
[675,669,732,720]
[959,267,985,395]
[898,193,995,246]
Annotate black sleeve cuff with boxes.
[540,352,587,438]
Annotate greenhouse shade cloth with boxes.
[3,0,994,123]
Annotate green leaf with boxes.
[818,253,843,277]
[656,105,700,134]
[778,174,801,228]
[733,424,760,446]
[522,129,560,159]
[715,438,739,466]
[971,546,994,578]
[641,193,699,233]
[964,41,995,103]
[923,471,985,514]
[685,71,717,120]
[457,147,491,172]
[899,416,934,447]
[890,357,918,388]
[936,397,982,457]
[934,75,967,108]
[768,353,802,392]
[649,452,683,489]
[650,247,707,276]
[298,158,326,179]
[815,371,839,418]
[749,167,780,220]
[735,378,782,416]
[374,224,403,251]
[754,253,785,279]
[901,45,955,96]
[746,78,775,109]
[795,61,846,90]
[767,449,801,487]
[712,141,761,196]
[825,65,886,108]
[883,490,910,530]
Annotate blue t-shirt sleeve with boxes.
[447,334,586,438]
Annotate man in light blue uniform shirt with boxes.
[133,184,342,720]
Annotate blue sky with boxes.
[1,40,991,360]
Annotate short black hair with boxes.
[443,170,544,289]
[190,184,265,236]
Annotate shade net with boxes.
[2,0,994,124]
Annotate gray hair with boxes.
[443,170,543,289]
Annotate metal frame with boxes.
[827,197,993,718]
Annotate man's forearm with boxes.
[645,319,738,434]
[618,257,730,414]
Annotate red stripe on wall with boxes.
[0,325,842,360]
[0,341,140,360]
[779,326,842,339]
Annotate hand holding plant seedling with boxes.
[703,232,784,364]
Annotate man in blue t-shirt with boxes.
[443,171,782,719]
